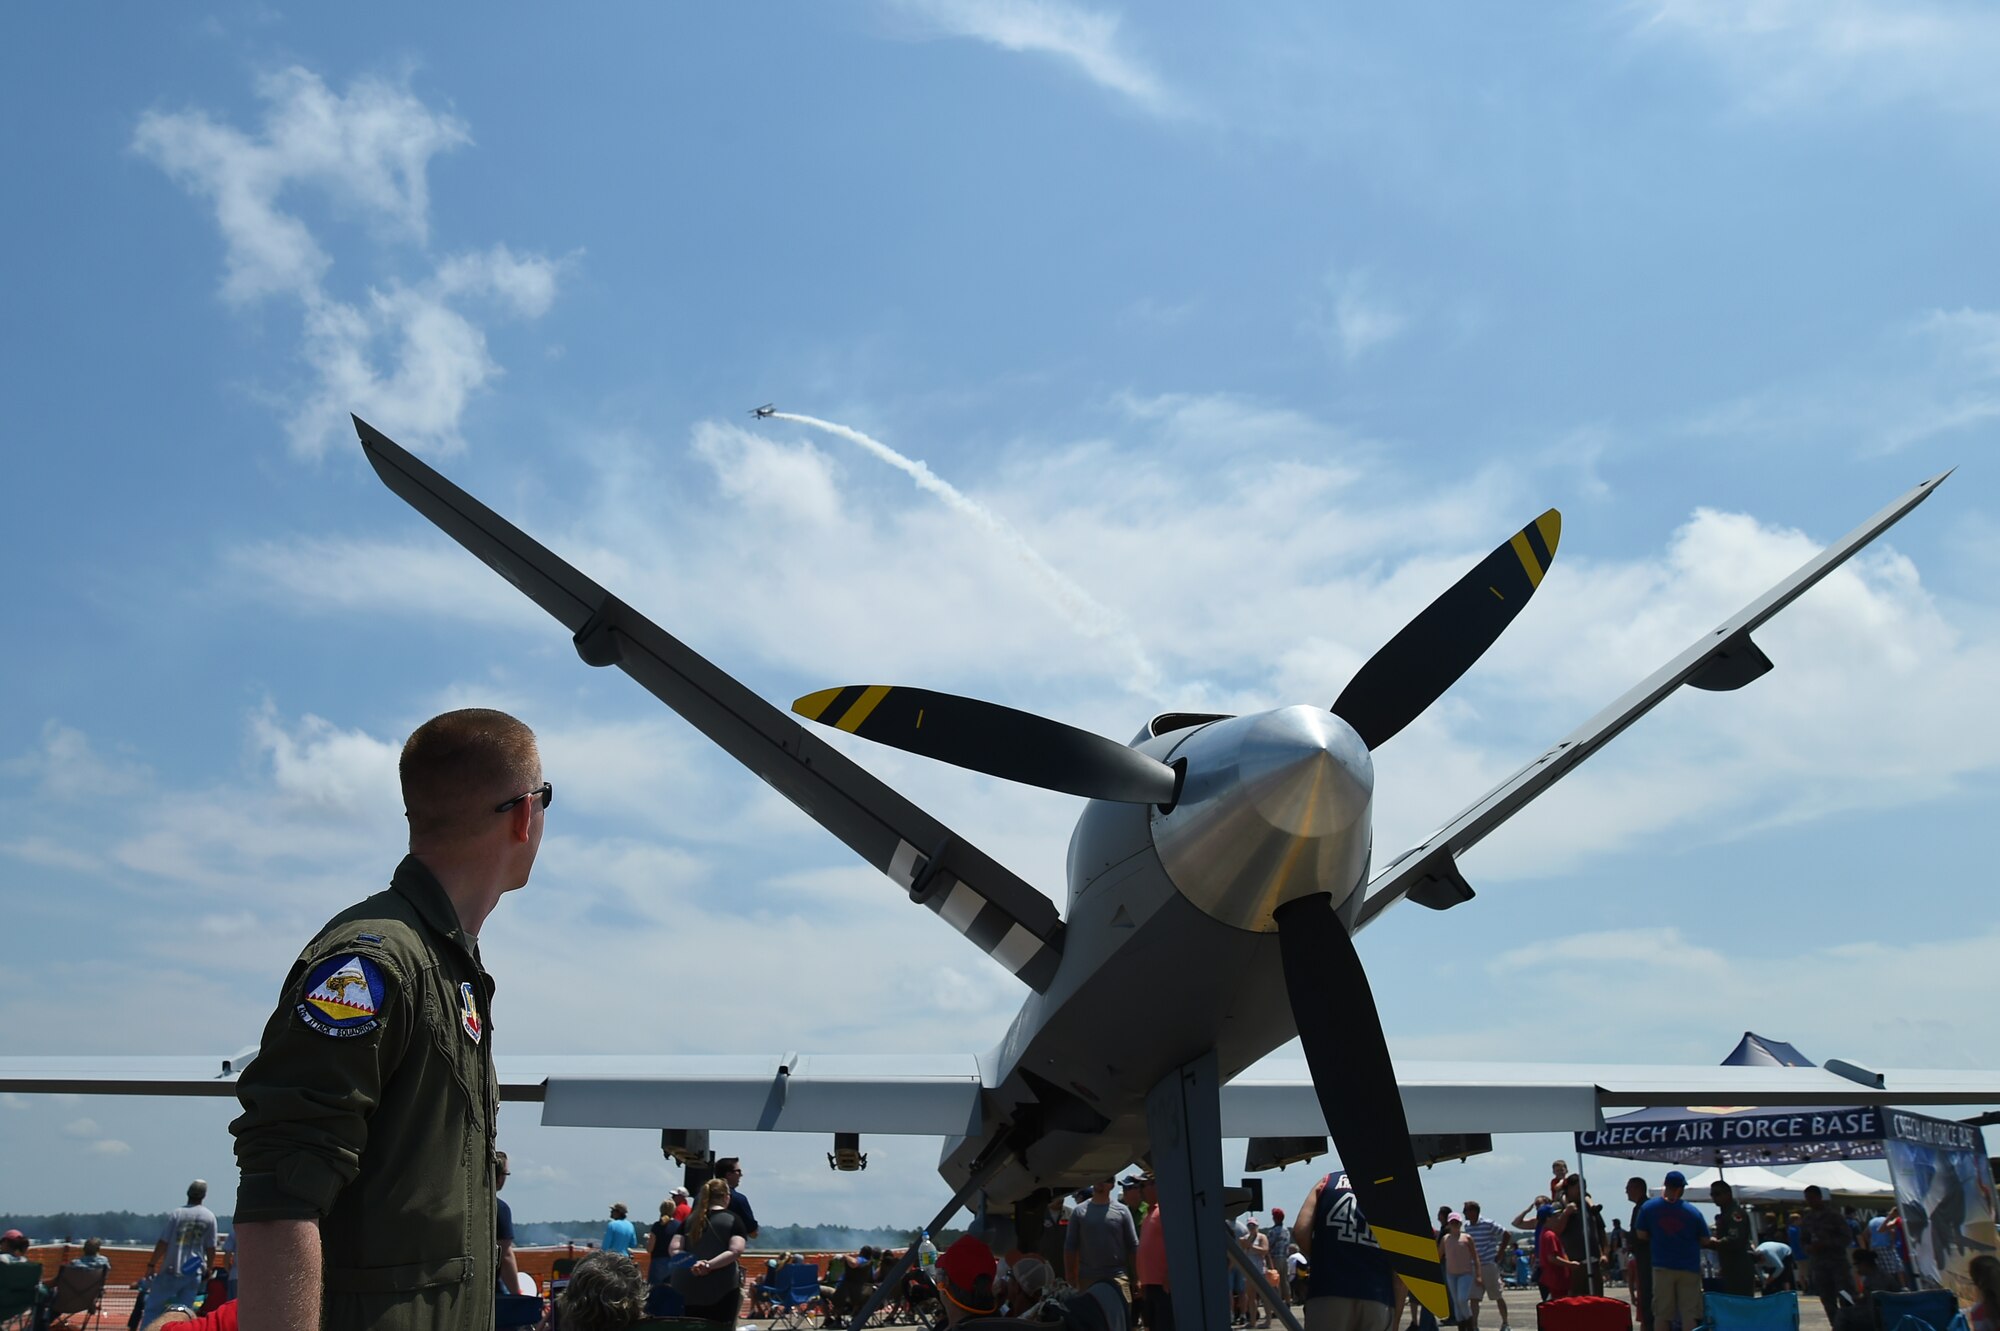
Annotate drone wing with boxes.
[499,1053,987,1134]
[0,1051,988,1137]
[354,417,1064,991]
[1355,470,1951,928]
[1219,1058,2000,1138]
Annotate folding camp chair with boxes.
[766,1262,823,1330]
[1872,1289,1960,1331]
[0,1262,44,1331]
[44,1263,110,1331]
[496,1291,545,1328]
[642,1282,685,1320]
[1703,1290,1800,1331]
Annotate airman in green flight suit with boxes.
[231,709,548,1331]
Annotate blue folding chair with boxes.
[1703,1290,1801,1331]
[766,1262,824,1330]
[496,1291,545,1328]
[643,1281,685,1319]
[1873,1289,1959,1331]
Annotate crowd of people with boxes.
[9,1153,2000,1331]
[1504,1159,2000,1331]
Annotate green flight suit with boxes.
[1713,1204,1755,1296]
[232,855,499,1331]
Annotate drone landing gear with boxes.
[1147,1050,1231,1331]
[845,1140,1017,1330]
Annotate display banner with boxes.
[1576,1106,1882,1166]
[1882,1109,1997,1305]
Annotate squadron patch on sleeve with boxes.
[459,980,483,1044]
[296,954,386,1038]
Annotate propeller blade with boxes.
[793,685,1181,805]
[1273,891,1449,1318]
[1334,509,1562,749]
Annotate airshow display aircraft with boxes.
[750,402,777,418]
[5,419,1996,1331]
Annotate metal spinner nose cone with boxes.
[1149,705,1376,932]
[1239,706,1373,839]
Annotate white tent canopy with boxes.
[1664,1162,1895,1202]
[1682,1165,1797,1195]
[1782,1161,1894,1198]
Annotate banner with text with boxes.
[1576,1107,1882,1166]
[1882,1110,1997,1305]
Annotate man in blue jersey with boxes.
[1293,1172,1399,1331]
[1634,1171,1708,1331]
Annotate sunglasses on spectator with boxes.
[495,782,553,814]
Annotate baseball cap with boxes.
[1448,1212,1466,1224]
[1536,1204,1556,1219]
[1664,1170,1688,1188]
[1271,1207,1285,1220]
[937,1236,998,1314]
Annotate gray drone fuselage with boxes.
[945,704,1376,1203]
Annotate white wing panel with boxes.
[505,1053,987,1136]
[1220,1059,2000,1138]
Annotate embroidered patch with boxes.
[296,954,386,1038]
[355,932,383,944]
[459,981,483,1044]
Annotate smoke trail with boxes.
[772,412,1161,691]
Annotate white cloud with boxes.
[253,704,402,812]
[3,722,151,802]
[225,535,545,627]
[134,67,468,302]
[891,0,1175,114]
[61,1117,100,1138]
[0,836,104,873]
[1688,305,2000,455]
[1638,0,2000,118]
[134,68,564,457]
[1315,268,1411,362]
[87,1139,132,1157]
[690,422,846,529]
[1473,923,2000,1067]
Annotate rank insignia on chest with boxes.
[297,954,385,1038]
[459,980,482,1044]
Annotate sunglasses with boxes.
[494,782,553,814]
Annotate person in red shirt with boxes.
[1536,1206,1578,1303]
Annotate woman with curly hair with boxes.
[559,1250,650,1331]
[669,1177,748,1326]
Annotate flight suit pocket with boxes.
[325,1255,472,1292]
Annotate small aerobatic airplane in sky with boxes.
[4,421,1991,1331]
[749,402,776,418]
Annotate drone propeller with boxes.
[1334,509,1561,750]
[793,685,1182,805]
[1274,890,1451,1317]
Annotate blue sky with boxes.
[3,2,1997,1230]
